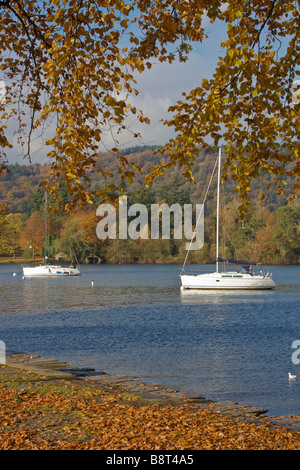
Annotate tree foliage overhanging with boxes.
[0,0,299,213]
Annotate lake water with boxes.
[0,263,299,417]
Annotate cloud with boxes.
[4,20,227,163]
[109,19,227,148]
[104,46,223,149]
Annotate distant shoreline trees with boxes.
[0,160,299,265]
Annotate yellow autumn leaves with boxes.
[153,0,300,216]
[0,1,299,211]
[1,366,300,450]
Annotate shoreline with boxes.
[0,258,299,266]
[0,350,285,418]
[2,351,300,450]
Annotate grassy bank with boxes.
[1,363,300,450]
[0,256,44,264]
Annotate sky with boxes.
[118,17,227,149]
[4,16,227,166]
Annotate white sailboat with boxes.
[180,148,275,290]
[22,264,80,277]
[22,193,80,278]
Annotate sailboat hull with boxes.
[22,265,80,277]
[180,272,275,290]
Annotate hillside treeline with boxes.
[0,147,299,265]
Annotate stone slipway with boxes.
[5,351,300,433]
[3,350,271,421]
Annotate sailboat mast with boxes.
[216,147,221,273]
[44,191,47,264]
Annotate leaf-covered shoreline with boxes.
[1,363,300,450]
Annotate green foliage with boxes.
[28,189,45,214]
[272,206,300,263]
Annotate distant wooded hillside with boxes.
[1,146,297,214]
[0,146,299,265]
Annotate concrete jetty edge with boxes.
[2,350,271,421]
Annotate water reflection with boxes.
[0,274,180,316]
[180,287,274,304]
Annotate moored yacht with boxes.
[180,148,275,290]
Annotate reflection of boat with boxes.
[22,192,80,278]
[180,148,276,290]
[180,283,274,303]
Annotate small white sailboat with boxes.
[22,192,80,278]
[180,148,275,290]
[22,264,80,277]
